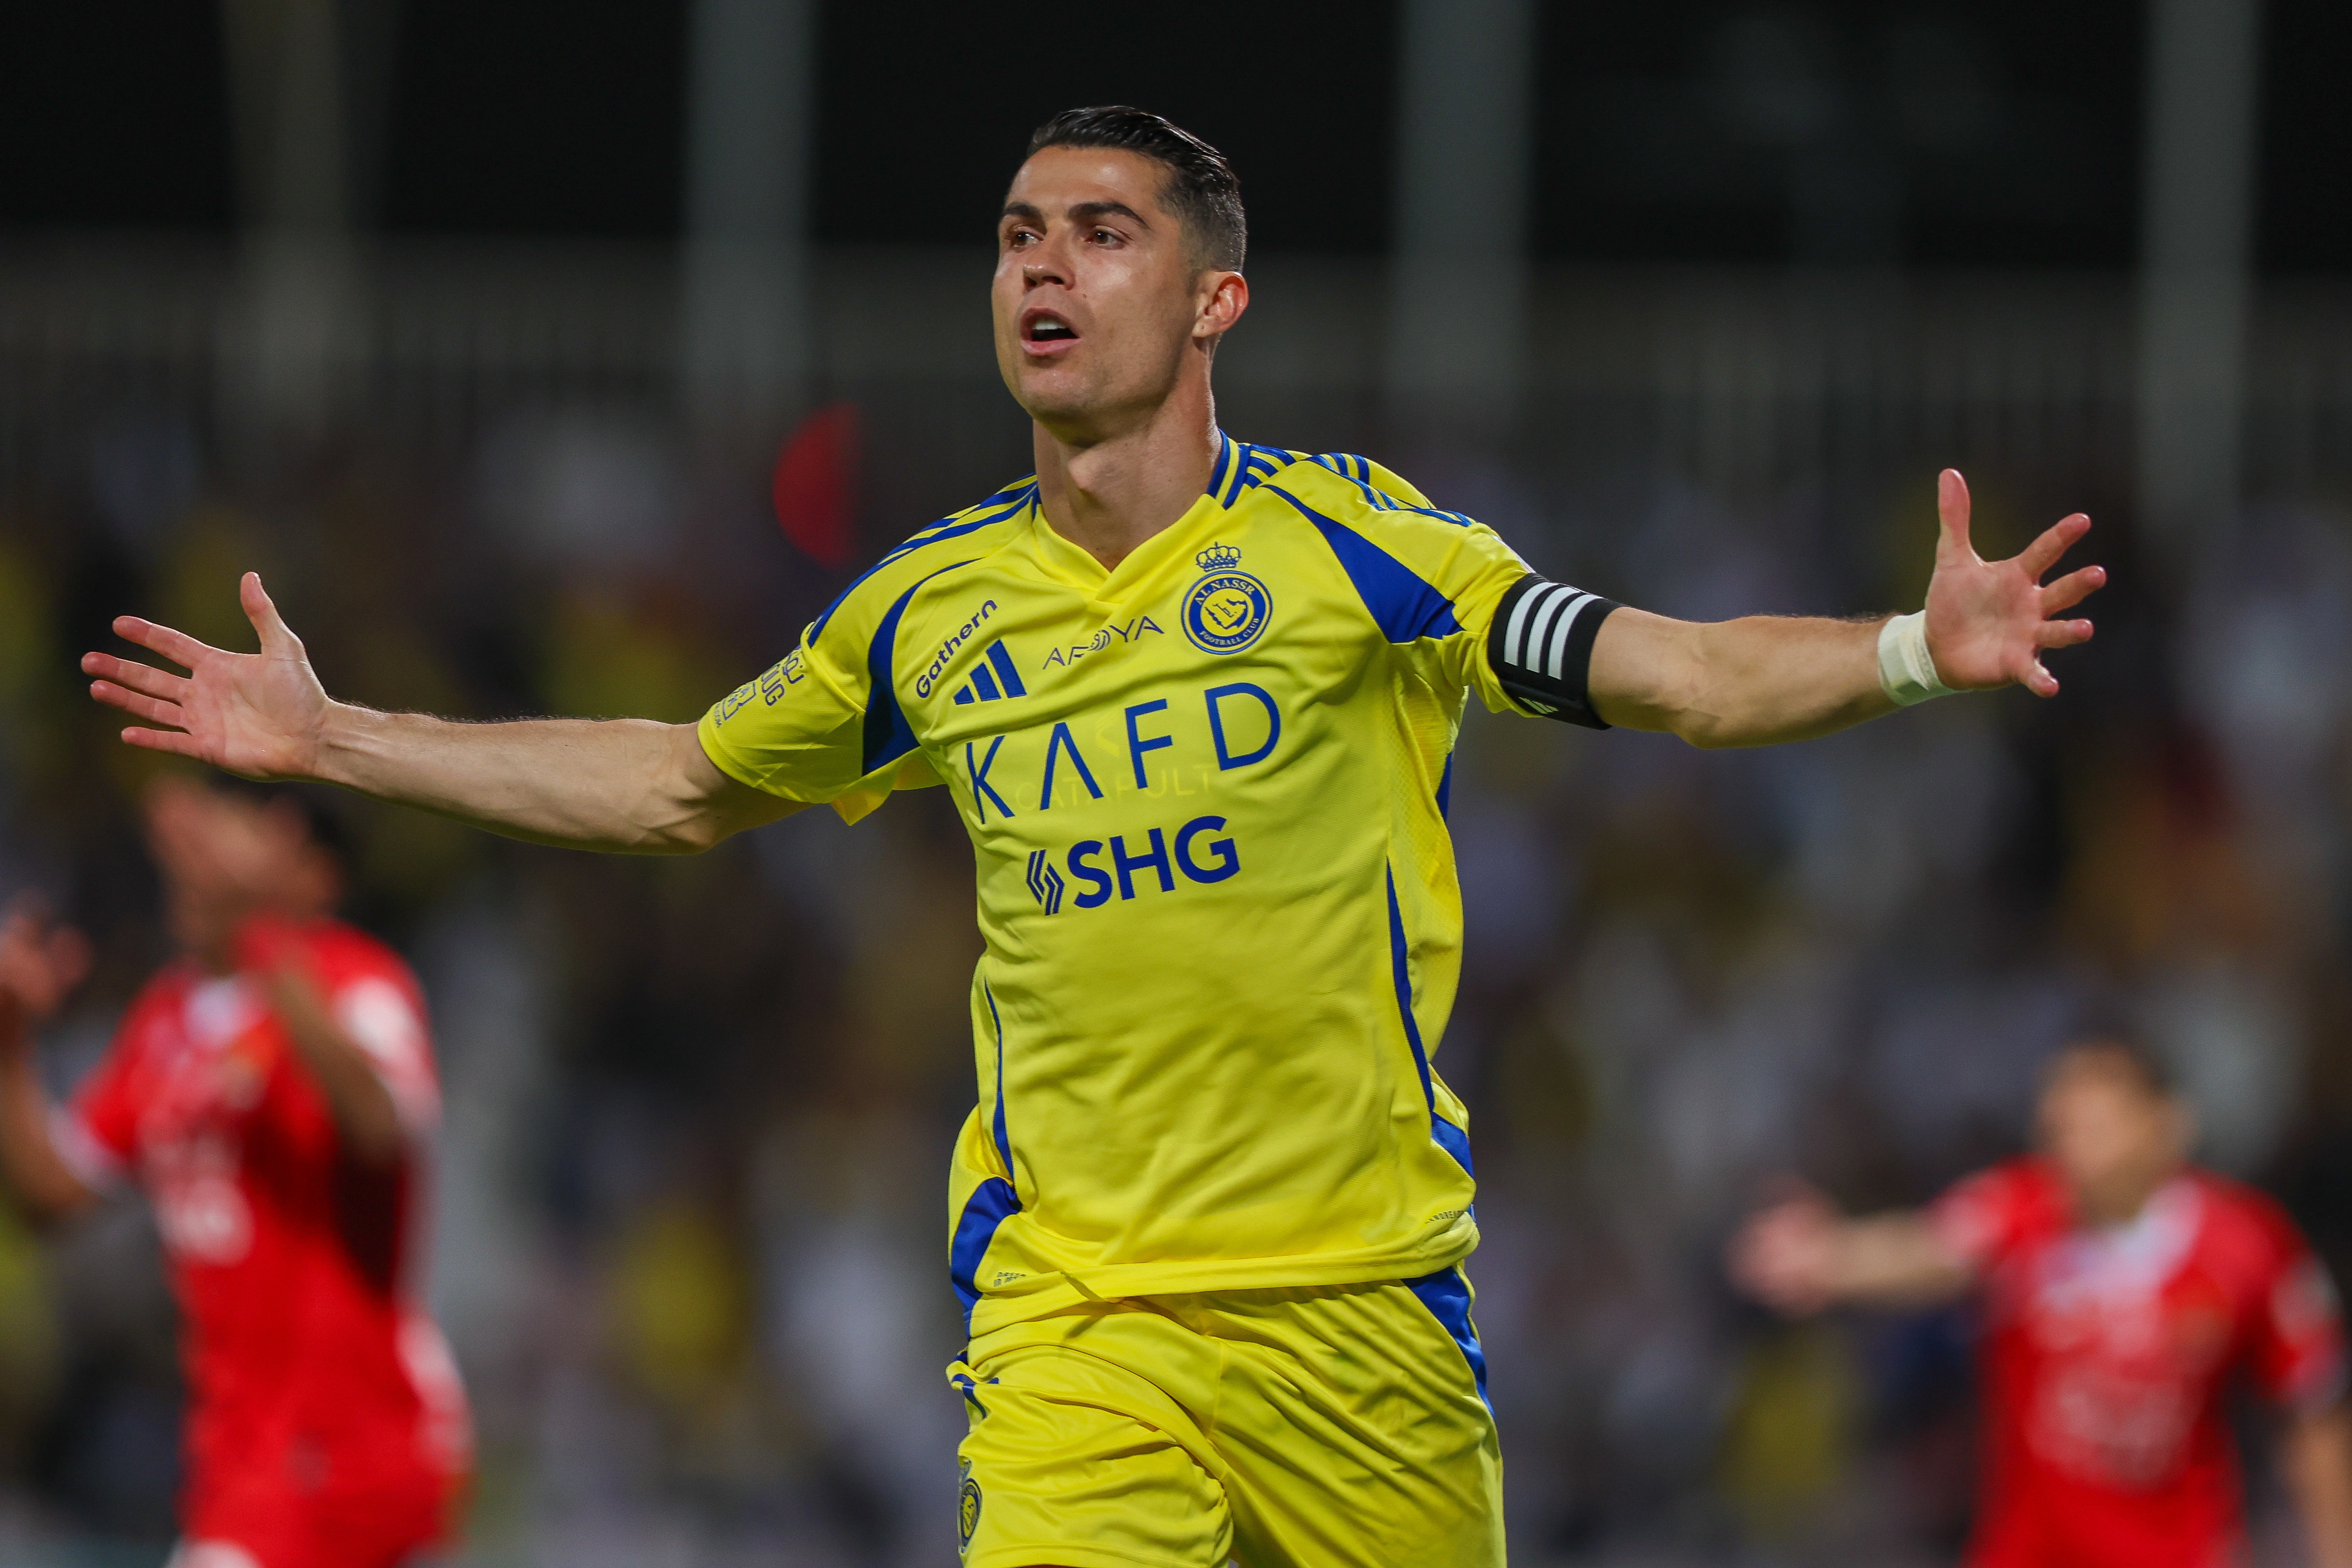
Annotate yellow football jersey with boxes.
[701,434,1603,1337]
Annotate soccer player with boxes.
[79,107,2100,1566]
[0,778,469,1568]
[1730,1036,2352,1568]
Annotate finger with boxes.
[2035,618,2095,649]
[2015,652,2060,698]
[111,617,215,672]
[89,681,187,729]
[1936,468,1973,562]
[2038,563,2107,616]
[120,727,209,760]
[80,652,190,704]
[2016,513,2092,580]
[242,573,301,658]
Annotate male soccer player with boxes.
[80,108,2100,1566]
[0,779,469,1568]
[1731,1036,2352,1568]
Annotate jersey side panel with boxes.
[1260,462,1532,1153]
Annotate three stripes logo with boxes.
[1490,574,1619,727]
[951,640,1028,706]
[1500,579,1602,687]
[1024,849,1066,913]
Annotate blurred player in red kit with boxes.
[0,777,469,1568]
[1732,1035,2352,1568]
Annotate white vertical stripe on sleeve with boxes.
[1521,587,1571,672]
[1503,582,1553,668]
[1544,593,1598,680]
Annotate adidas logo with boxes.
[1024,849,1066,913]
[950,640,1028,705]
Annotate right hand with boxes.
[84,572,329,781]
[0,900,93,1040]
[1726,1185,1843,1316]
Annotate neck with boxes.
[1030,373,1219,571]
[2074,1166,2179,1229]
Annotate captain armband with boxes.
[1487,575,1623,729]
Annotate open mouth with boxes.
[1022,310,1079,347]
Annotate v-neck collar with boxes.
[1026,431,1246,612]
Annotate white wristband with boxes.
[1877,611,1956,706]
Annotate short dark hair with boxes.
[1025,106,1246,273]
[218,777,354,868]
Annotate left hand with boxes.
[0,899,93,1037]
[1922,469,2104,697]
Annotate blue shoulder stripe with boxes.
[1301,453,1473,525]
[860,558,979,773]
[809,481,1037,647]
[1213,439,1299,508]
[1263,483,1462,642]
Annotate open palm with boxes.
[1923,469,2104,697]
[83,572,329,780]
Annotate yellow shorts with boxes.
[944,1268,1502,1568]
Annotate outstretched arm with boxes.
[1727,1185,1976,1314]
[0,906,98,1226]
[1591,470,2103,747]
[251,938,408,1166]
[2282,1404,2352,1568]
[85,573,802,854]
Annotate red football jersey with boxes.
[1932,1158,2346,1568]
[55,921,469,1557]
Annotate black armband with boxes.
[1487,575,1621,728]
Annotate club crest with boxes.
[1183,543,1272,654]
[958,1473,983,1550]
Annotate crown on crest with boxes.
[1196,542,1242,571]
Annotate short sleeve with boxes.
[333,971,441,1137]
[2245,1214,2347,1412]
[699,631,942,826]
[1318,458,1621,728]
[1929,1163,2034,1274]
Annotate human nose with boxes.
[1020,233,1071,289]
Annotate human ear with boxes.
[1194,271,1249,340]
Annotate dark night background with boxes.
[2,0,2346,269]
[0,5,2349,1567]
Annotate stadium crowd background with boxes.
[3,1,2351,1563]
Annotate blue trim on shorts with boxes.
[1407,1266,1491,1412]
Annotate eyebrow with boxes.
[998,199,1154,230]
[1069,200,1149,229]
